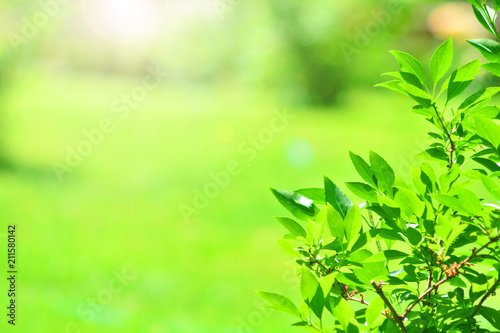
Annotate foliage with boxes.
[259,1,500,332]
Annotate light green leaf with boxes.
[375,80,408,95]
[475,115,500,151]
[349,152,376,187]
[481,175,500,200]
[257,291,301,318]
[294,188,325,205]
[333,297,355,331]
[324,176,353,220]
[458,188,482,215]
[481,62,500,77]
[345,182,378,202]
[277,239,299,256]
[317,204,344,242]
[430,38,453,85]
[363,250,410,263]
[394,187,425,218]
[301,265,324,319]
[447,60,481,103]
[273,217,307,238]
[390,50,427,87]
[366,296,385,327]
[370,151,395,195]
[320,272,338,297]
[344,204,362,244]
[398,82,433,108]
[433,194,467,214]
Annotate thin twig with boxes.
[471,276,500,318]
[371,280,408,332]
[403,237,499,319]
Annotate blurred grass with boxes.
[1,65,438,332]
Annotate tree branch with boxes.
[371,280,407,332]
[471,275,500,318]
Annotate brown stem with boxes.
[403,237,499,319]
[371,280,407,332]
[470,276,500,318]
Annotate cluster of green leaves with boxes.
[258,1,500,332]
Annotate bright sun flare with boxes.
[82,0,166,42]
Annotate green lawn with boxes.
[1,66,433,332]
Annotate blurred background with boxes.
[0,0,494,332]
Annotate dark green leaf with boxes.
[468,39,500,63]
[349,152,376,187]
[369,151,395,196]
[271,188,317,221]
[301,265,324,319]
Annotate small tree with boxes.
[258,1,500,332]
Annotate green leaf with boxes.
[363,250,410,263]
[416,148,449,163]
[349,152,376,187]
[257,291,301,318]
[317,204,344,242]
[494,0,500,11]
[472,5,498,38]
[475,115,500,151]
[474,157,500,173]
[458,188,482,215]
[468,39,500,63]
[433,194,468,214]
[375,80,408,95]
[394,187,425,218]
[294,188,325,205]
[345,182,378,202]
[465,0,482,6]
[271,188,317,221]
[479,306,500,330]
[344,204,362,244]
[273,217,307,238]
[366,296,385,327]
[458,88,500,112]
[390,50,427,88]
[398,82,433,108]
[320,272,338,297]
[277,239,299,256]
[430,38,453,85]
[447,60,481,103]
[301,265,324,319]
[332,297,355,331]
[481,62,500,77]
[481,175,500,200]
[324,176,353,220]
[369,151,395,196]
